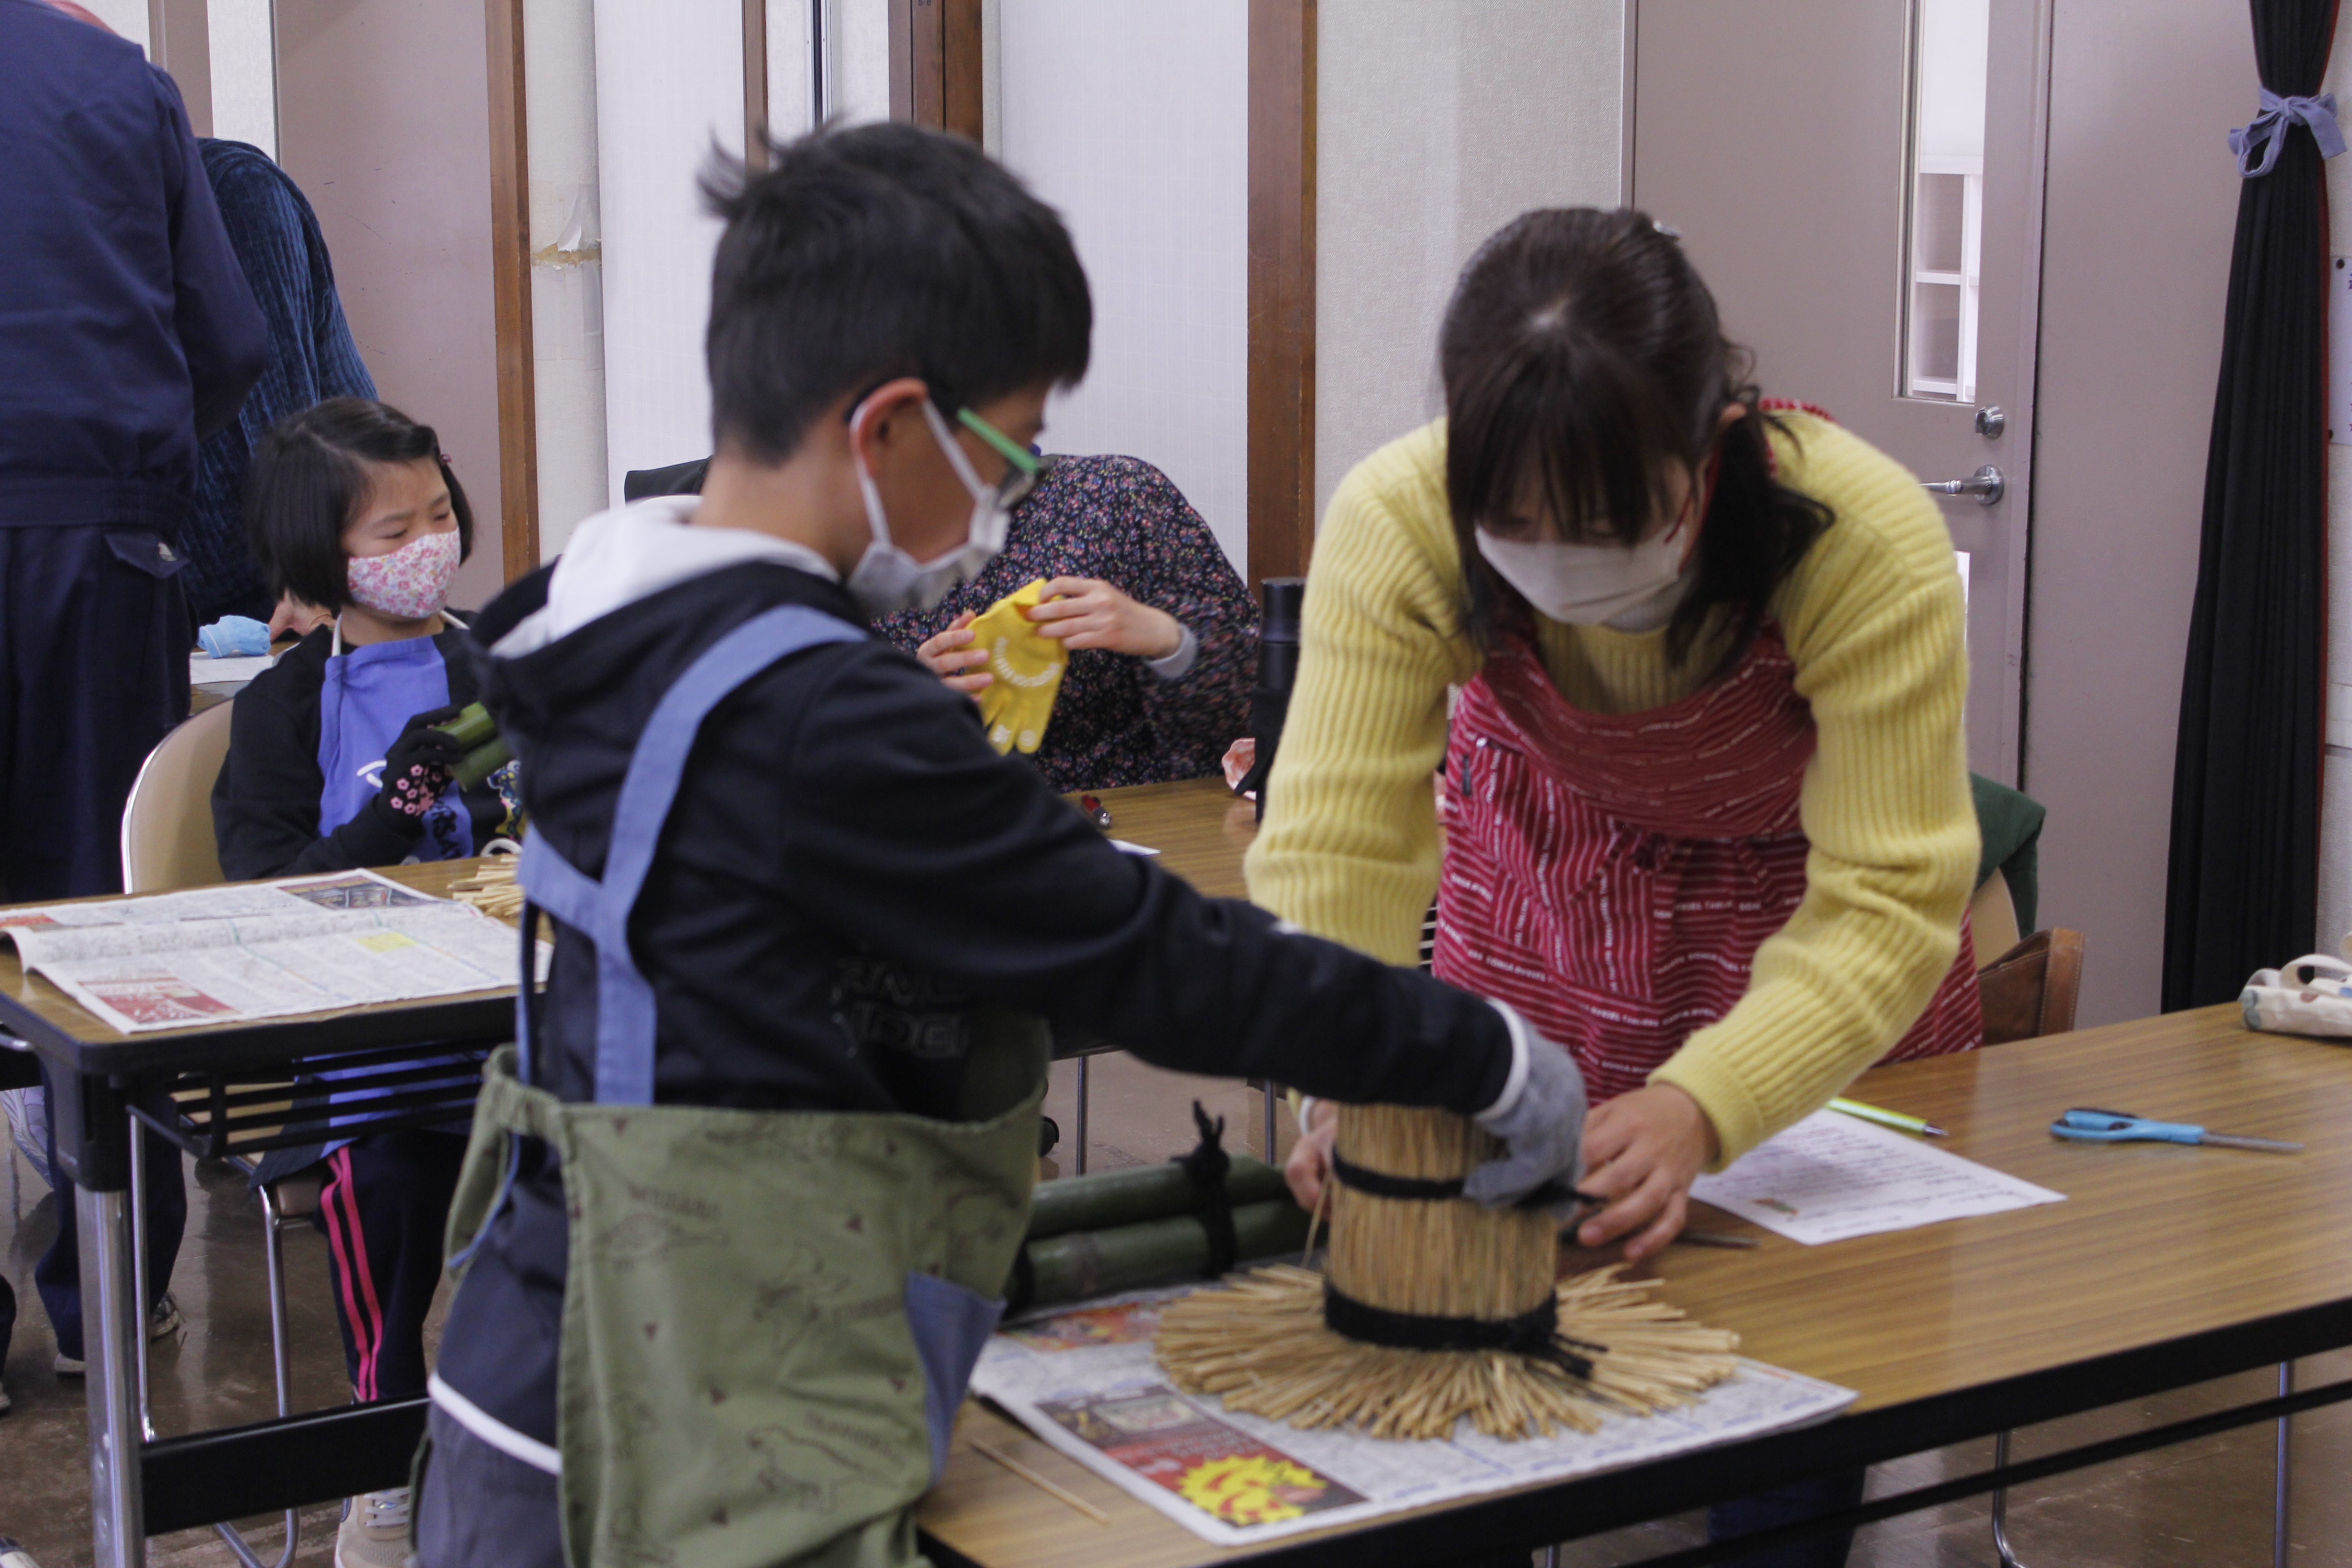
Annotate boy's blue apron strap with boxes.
[515,604,864,1106]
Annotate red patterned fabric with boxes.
[1434,623,1981,1106]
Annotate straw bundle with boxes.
[1153,1106,1740,1441]
[450,858,524,921]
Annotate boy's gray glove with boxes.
[1464,1003,1588,1220]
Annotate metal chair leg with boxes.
[2274,1360,2293,1568]
[1073,1055,1090,1176]
[1542,1547,1562,1567]
[1990,1429,2029,1568]
[211,1176,300,1568]
[1261,1082,1278,1161]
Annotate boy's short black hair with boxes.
[244,397,474,611]
[701,122,1092,462]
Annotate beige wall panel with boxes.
[1314,0,1622,522]
[277,0,505,608]
[2025,0,2251,1023]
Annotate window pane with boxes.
[1902,0,1988,403]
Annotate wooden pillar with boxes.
[889,0,983,140]
[744,0,771,168]
[484,0,539,579]
[1247,0,1316,586]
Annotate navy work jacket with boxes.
[0,0,268,532]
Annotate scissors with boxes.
[2050,1107,2303,1153]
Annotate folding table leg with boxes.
[2275,1361,2293,1568]
[127,1112,153,1441]
[1990,1429,2029,1568]
[78,1185,146,1568]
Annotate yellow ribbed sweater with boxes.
[1245,413,1978,1165]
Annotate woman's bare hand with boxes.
[1284,1099,1338,1211]
[268,592,331,641]
[1027,576,1183,659]
[916,610,992,696]
[1571,1083,1719,1262]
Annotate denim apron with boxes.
[261,618,481,1172]
[440,605,1045,1568]
[317,617,475,862]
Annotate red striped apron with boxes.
[1434,622,1981,1106]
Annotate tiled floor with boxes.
[3,1052,2347,1567]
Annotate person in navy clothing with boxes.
[0,0,267,1409]
[185,138,379,630]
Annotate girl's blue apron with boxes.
[316,622,476,862]
[257,618,483,1181]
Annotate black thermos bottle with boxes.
[1238,577,1304,821]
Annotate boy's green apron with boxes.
[439,605,1046,1568]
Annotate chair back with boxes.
[1978,928,2087,1045]
[120,701,236,893]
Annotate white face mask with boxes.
[1476,524,1688,626]
[845,399,1011,615]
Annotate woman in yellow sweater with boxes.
[1259,208,1978,1563]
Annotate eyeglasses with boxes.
[955,407,1043,510]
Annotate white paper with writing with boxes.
[1691,1110,2063,1245]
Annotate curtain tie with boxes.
[2228,88,2347,177]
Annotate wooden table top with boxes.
[0,858,514,1076]
[922,781,2352,1566]
[1079,775,1260,899]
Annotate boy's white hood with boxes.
[492,495,839,657]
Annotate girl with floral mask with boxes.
[1252,210,1982,1568]
[211,396,503,1568]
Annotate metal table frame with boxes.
[3,992,514,1568]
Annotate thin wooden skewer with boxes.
[1302,1166,1332,1264]
[967,1436,1112,1524]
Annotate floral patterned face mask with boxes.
[346,529,461,621]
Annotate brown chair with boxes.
[1977,927,2087,1045]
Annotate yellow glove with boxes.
[969,578,1068,755]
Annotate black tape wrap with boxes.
[1321,1284,1598,1378]
[1329,1151,1594,1215]
[1329,1152,1466,1200]
[1171,1100,1240,1279]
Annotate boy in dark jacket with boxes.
[415,123,1584,1568]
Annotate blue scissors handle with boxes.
[2052,1107,2204,1144]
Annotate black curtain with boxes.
[2162,0,2341,1010]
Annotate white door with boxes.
[1631,0,2048,782]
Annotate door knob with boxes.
[1923,464,2005,506]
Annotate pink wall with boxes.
[275,0,507,611]
[2024,0,2253,1023]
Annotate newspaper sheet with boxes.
[1690,1110,2066,1245]
[1,870,543,1034]
[970,1285,1856,1548]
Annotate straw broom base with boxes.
[1155,1263,1741,1443]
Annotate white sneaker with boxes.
[334,1487,412,1568]
[54,1292,183,1376]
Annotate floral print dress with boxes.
[872,454,1259,792]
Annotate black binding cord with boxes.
[1322,1284,1597,1379]
[1330,1153,1598,1215]
[1330,1152,1466,1200]
[1172,1100,1240,1279]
